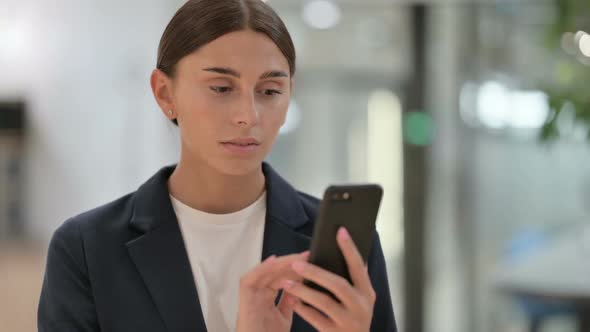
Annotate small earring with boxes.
[168,110,173,116]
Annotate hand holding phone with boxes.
[280,184,383,330]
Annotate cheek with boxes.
[177,92,224,144]
[178,89,220,123]
[275,99,290,125]
[262,104,289,133]
[262,96,290,122]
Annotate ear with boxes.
[150,69,176,120]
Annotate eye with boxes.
[210,86,233,94]
[261,89,282,96]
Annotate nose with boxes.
[232,92,259,127]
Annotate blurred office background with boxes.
[1,0,589,331]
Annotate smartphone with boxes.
[304,184,383,299]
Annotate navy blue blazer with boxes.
[38,163,397,332]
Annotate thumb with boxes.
[277,292,296,319]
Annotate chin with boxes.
[211,158,264,177]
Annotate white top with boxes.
[170,192,267,332]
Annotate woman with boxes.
[37,0,397,331]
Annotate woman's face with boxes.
[152,29,292,176]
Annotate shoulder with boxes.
[50,191,136,248]
[72,192,134,229]
[296,190,321,215]
[291,190,320,235]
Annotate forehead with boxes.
[177,29,290,77]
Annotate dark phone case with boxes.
[304,184,383,298]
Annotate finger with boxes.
[290,260,358,308]
[260,254,307,287]
[269,272,304,291]
[260,251,310,286]
[277,292,296,319]
[337,227,373,294]
[292,299,334,331]
[241,251,309,289]
[280,279,347,325]
[240,254,276,287]
[300,250,311,259]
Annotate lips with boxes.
[220,137,261,156]
[222,142,258,146]
[221,138,261,146]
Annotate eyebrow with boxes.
[202,67,289,79]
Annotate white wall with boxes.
[0,0,184,243]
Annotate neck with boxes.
[168,155,265,214]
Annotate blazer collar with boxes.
[129,162,310,233]
[126,162,312,332]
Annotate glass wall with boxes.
[268,2,409,326]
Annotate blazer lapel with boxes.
[261,163,317,332]
[261,162,312,260]
[126,166,207,332]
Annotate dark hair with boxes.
[157,0,296,125]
